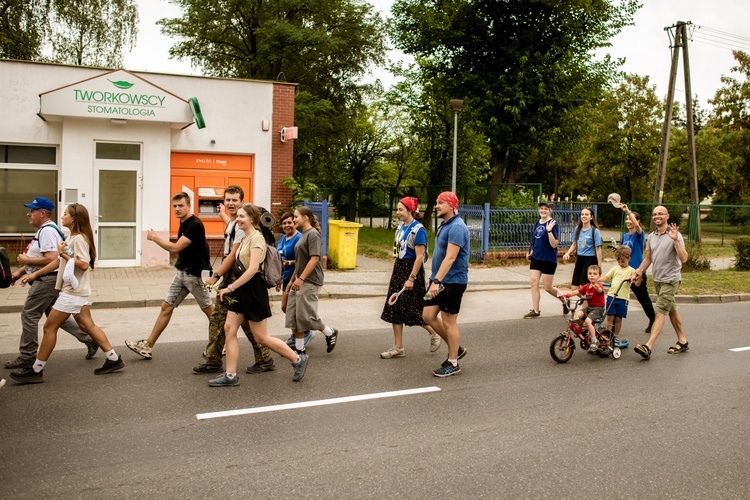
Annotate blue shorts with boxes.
[606,296,628,319]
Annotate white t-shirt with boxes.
[24,222,63,275]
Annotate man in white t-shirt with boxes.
[4,197,96,370]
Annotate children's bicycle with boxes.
[548,281,629,364]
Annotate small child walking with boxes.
[602,246,638,348]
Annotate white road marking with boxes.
[196,386,442,420]
[729,346,750,352]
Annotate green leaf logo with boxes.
[108,79,134,89]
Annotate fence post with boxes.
[321,199,329,259]
[483,203,490,263]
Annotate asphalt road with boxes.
[1,301,749,499]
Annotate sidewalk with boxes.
[0,255,744,314]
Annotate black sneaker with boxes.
[645,322,653,334]
[326,328,339,353]
[246,359,276,374]
[94,356,124,375]
[457,345,468,360]
[10,366,44,384]
[85,341,99,359]
[4,356,32,370]
[192,362,224,374]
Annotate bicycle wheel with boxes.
[550,334,574,363]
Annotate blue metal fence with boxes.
[459,203,596,261]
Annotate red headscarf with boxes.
[437,191,459,215]
[399,196,419,213]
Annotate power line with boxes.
[698,25,750,45]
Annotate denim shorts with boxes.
[165,270,212,309]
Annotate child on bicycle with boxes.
[563,264,606,352]
[602,246,640,347]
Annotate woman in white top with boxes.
[209,204,309,387]
[10,204,123,384]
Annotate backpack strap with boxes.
[40,223,66,241]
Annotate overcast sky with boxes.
[124,0,749,108]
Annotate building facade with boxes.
[0,60,296,267]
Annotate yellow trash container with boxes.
[328,220,363,269]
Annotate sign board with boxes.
[39,69,194,128]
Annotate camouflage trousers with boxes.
[203,289,272,366]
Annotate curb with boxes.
[2,289,747,314]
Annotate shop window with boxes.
[95,142,141,161]
[1,145,56,165]
[0,169,57,233]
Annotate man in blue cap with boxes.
[3,197,97,370]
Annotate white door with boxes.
[94,142,142,267]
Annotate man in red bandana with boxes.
[423,191,470,377]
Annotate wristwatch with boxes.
[432,278,442,285]
[212,272,219,279]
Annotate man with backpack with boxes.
[4,197,97,371]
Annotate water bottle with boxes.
[424,283,445,300]
[63,245,75,257]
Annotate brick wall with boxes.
[271,83,296,218]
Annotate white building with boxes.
[0,60,296,267]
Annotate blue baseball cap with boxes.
[24,197,55,211]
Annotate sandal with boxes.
[634,344,651,360]
[667,341,689,354]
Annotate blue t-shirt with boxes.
[621,230,645,270]
[431,214,470,284]
[575,227,602,257]
[277,231,301,282]
[531,219,559,263]
[396,220,428,260]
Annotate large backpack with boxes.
[261,244,283,289]
[0,246,12,288]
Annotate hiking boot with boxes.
[125,339,152,360]
[4,356,32,370]
[209,373,240,387]
[429,333,442,352]
[85,341,99,359]
[325,328,339,353]
[380,345,405,359]
[523,310,540,319]
[433,360,461,378]
[10,366,44,384]
[94,356,124,375]
[193,362,224,374]
[246,359,276,374]
[292,353,309,382]
[457,345,467,360]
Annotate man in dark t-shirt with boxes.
[124,192,214,360]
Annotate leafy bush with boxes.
[734,236,750,271]
[683,242,711,272]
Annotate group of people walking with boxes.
[2,189,689,388]
[524,200,689,359]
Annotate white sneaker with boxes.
[429,333,442,352]
[125,339,153,359]
[588,341,599,354]
[380,345,405,359]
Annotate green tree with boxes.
[706,50,750,207]
[572,74,662,203]
[46,0,138,66]
[392,0,639,188]
[0,0,48,60]
[160,0,388,192]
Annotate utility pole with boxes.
[654,21,701,241]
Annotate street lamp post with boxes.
[450,99,464,194]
